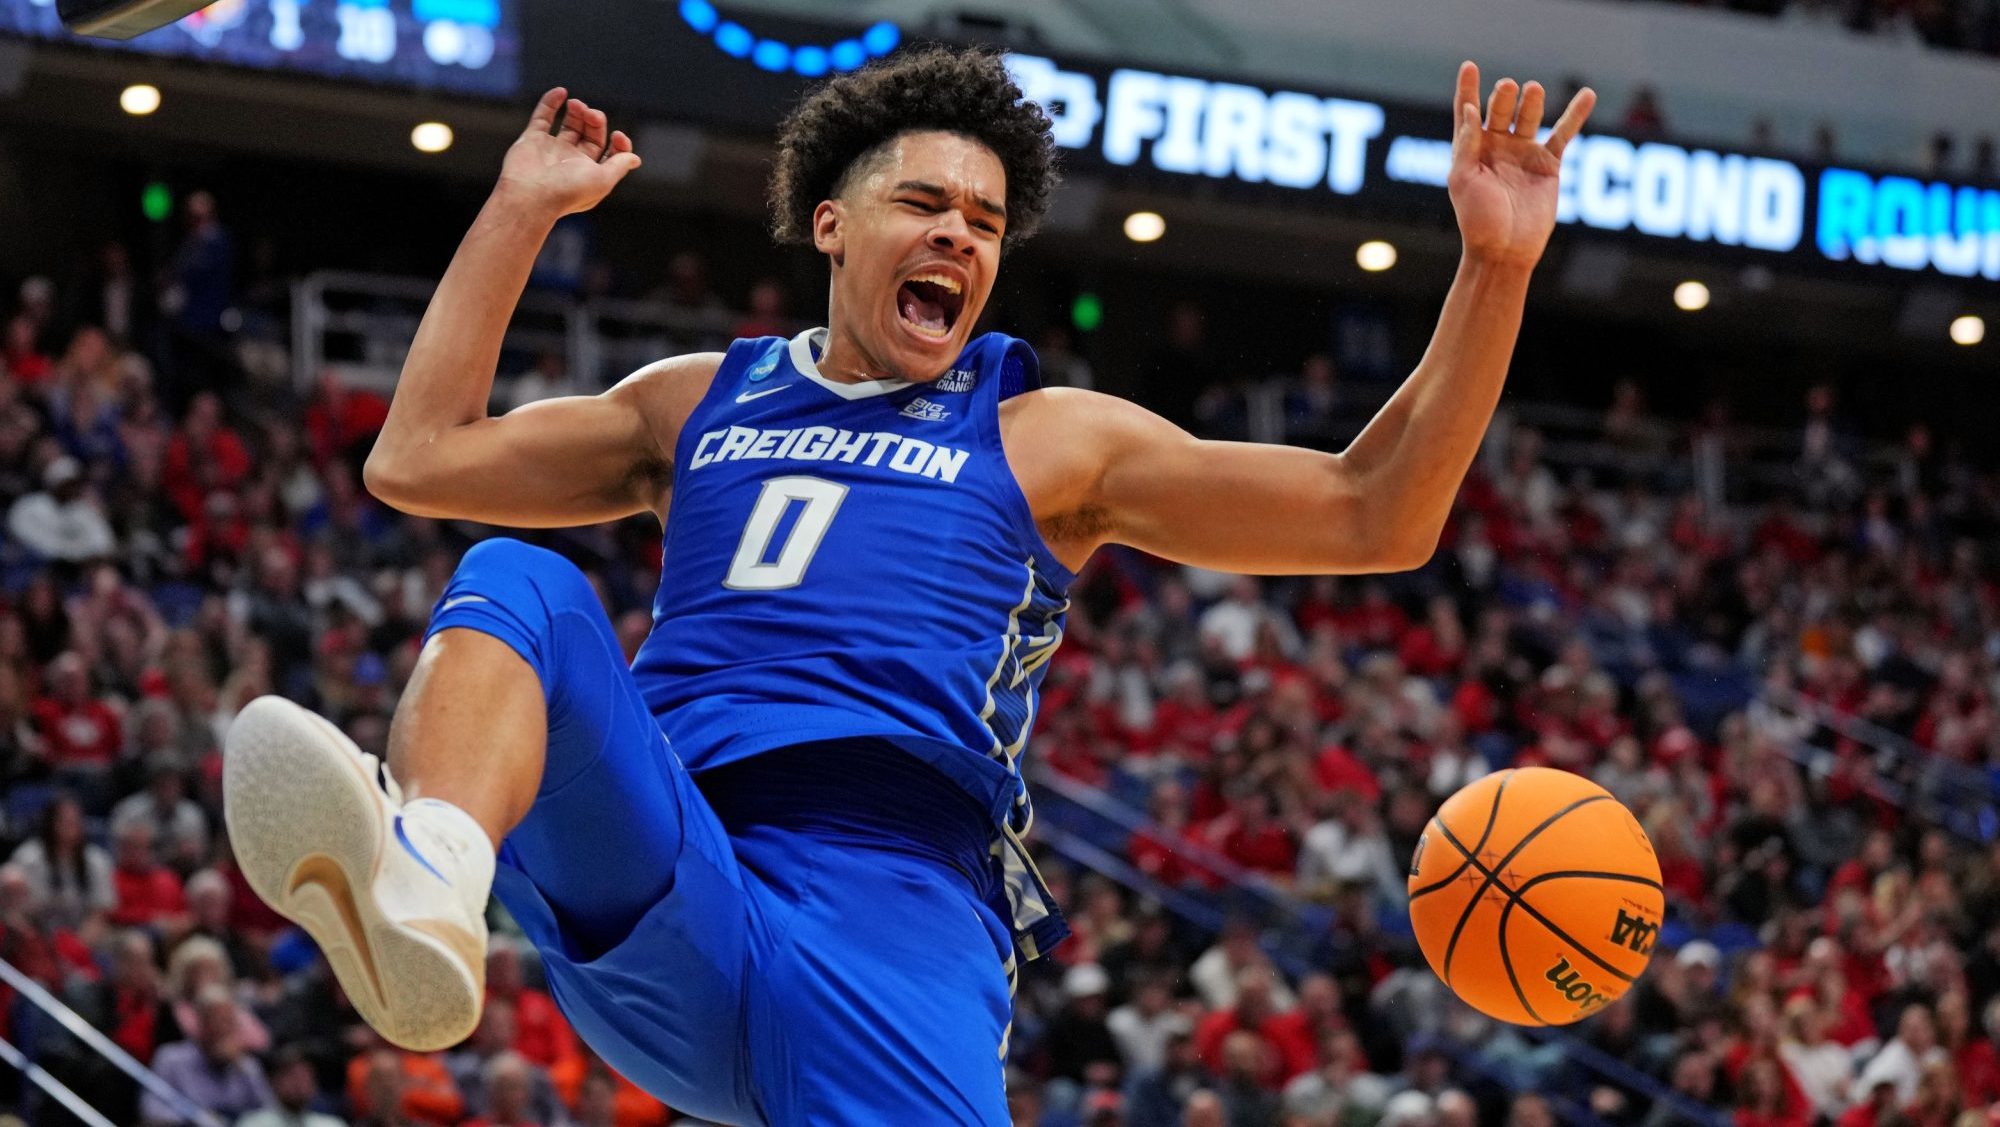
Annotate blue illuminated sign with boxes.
[0,0,517,94]
[1005,52,2000,283]
[677,0,897,76]
[1817,169,2000,279]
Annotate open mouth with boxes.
[896,272,966,339]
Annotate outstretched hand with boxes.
[1447,62,1595,268]
[495,87,642,219]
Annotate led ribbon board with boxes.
[1006,52,2000,283]
[0,0,519,95]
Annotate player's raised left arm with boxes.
[1072,64,1594,576]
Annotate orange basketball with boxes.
[1407,767,1664,1026]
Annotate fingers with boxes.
[556,97,587,145]
[578,104,609,159]
[1451,94,1481,164]
[1546,87,1598,158]
[602,130,634,165]
[1485,78,1520,133]
[525,87,566,136]
[1516,81,1547,138]
[1455,60,1480,121]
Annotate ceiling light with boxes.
[120,84,160,116]
[410,122,454,153]
[1356,240,1397,272]
[1123,211,1165,243]
[1673,281,1710,312]
[1951,315,1984,346]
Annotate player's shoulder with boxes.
[607,352,729,461]
[1002,386,1178,448]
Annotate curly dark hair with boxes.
[768,46,1058,250]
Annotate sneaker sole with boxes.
[223,696,484,1051]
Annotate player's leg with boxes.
[223,538,746,1083]
[380,626,545,848]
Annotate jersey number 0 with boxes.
[724,476,849,590]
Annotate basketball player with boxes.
[224,48,1593,1124]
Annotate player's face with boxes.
[816,131,1006,382]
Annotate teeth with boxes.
[909,272,962,295]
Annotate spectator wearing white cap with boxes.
[1676,941,1722,994]
[1378,1089,1437,1127]
[1046,963,1122,1085]
[7,455,116,563]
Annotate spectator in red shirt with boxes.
[1397,596,1467,678]
[488,938,578,1071]
[1193,965,1288,1088]
[303,369,390,470]
[1734,1056,1810,1127]
[1837,1078,1901,1127]
[32,651,122,773]
[161,391,251,523]
[1129,780,1220,890]
[107,820,187,930]
[1311,739,1383,802]
[1202,783,1297,883]
[732,278,792,340]
[1932,989,1995,1110]
[3,314,51,387]
[1262,972,1341,1082]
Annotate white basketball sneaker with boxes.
[223,695,495,1051]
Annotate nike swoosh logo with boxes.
[394,815,450,885]
[735,384,792,404]
[439,595,489,612]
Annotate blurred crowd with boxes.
[1648,0,2000,60]
[0,195,1996,1127]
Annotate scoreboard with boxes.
[0,0,519,96]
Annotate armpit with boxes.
[1039,502,1113,546]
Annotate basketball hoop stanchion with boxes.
[57,0,215,39]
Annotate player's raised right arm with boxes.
[364,88,705,528]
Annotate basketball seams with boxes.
[1442,833,1647,986]
[1409,770,1515,902]
[1496,897,1549,1026]
[1513,870,1663,894]
[1435,792,1608,987]
[1502,881,1645,986]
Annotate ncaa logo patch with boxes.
[746,352,782,382]
[935,368,976,393]
[1610,907,1658,955]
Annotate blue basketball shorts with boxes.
[422,538,1014,1126]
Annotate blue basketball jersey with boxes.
[630,327,1073,957]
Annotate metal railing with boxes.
[1758,689,1998,842]
[289,270,745,398]
[0,957,224,1127]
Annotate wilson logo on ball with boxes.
[1610,908,1658,955]
[1544,956,1611,1013]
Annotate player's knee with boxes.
[457,538,600,615]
